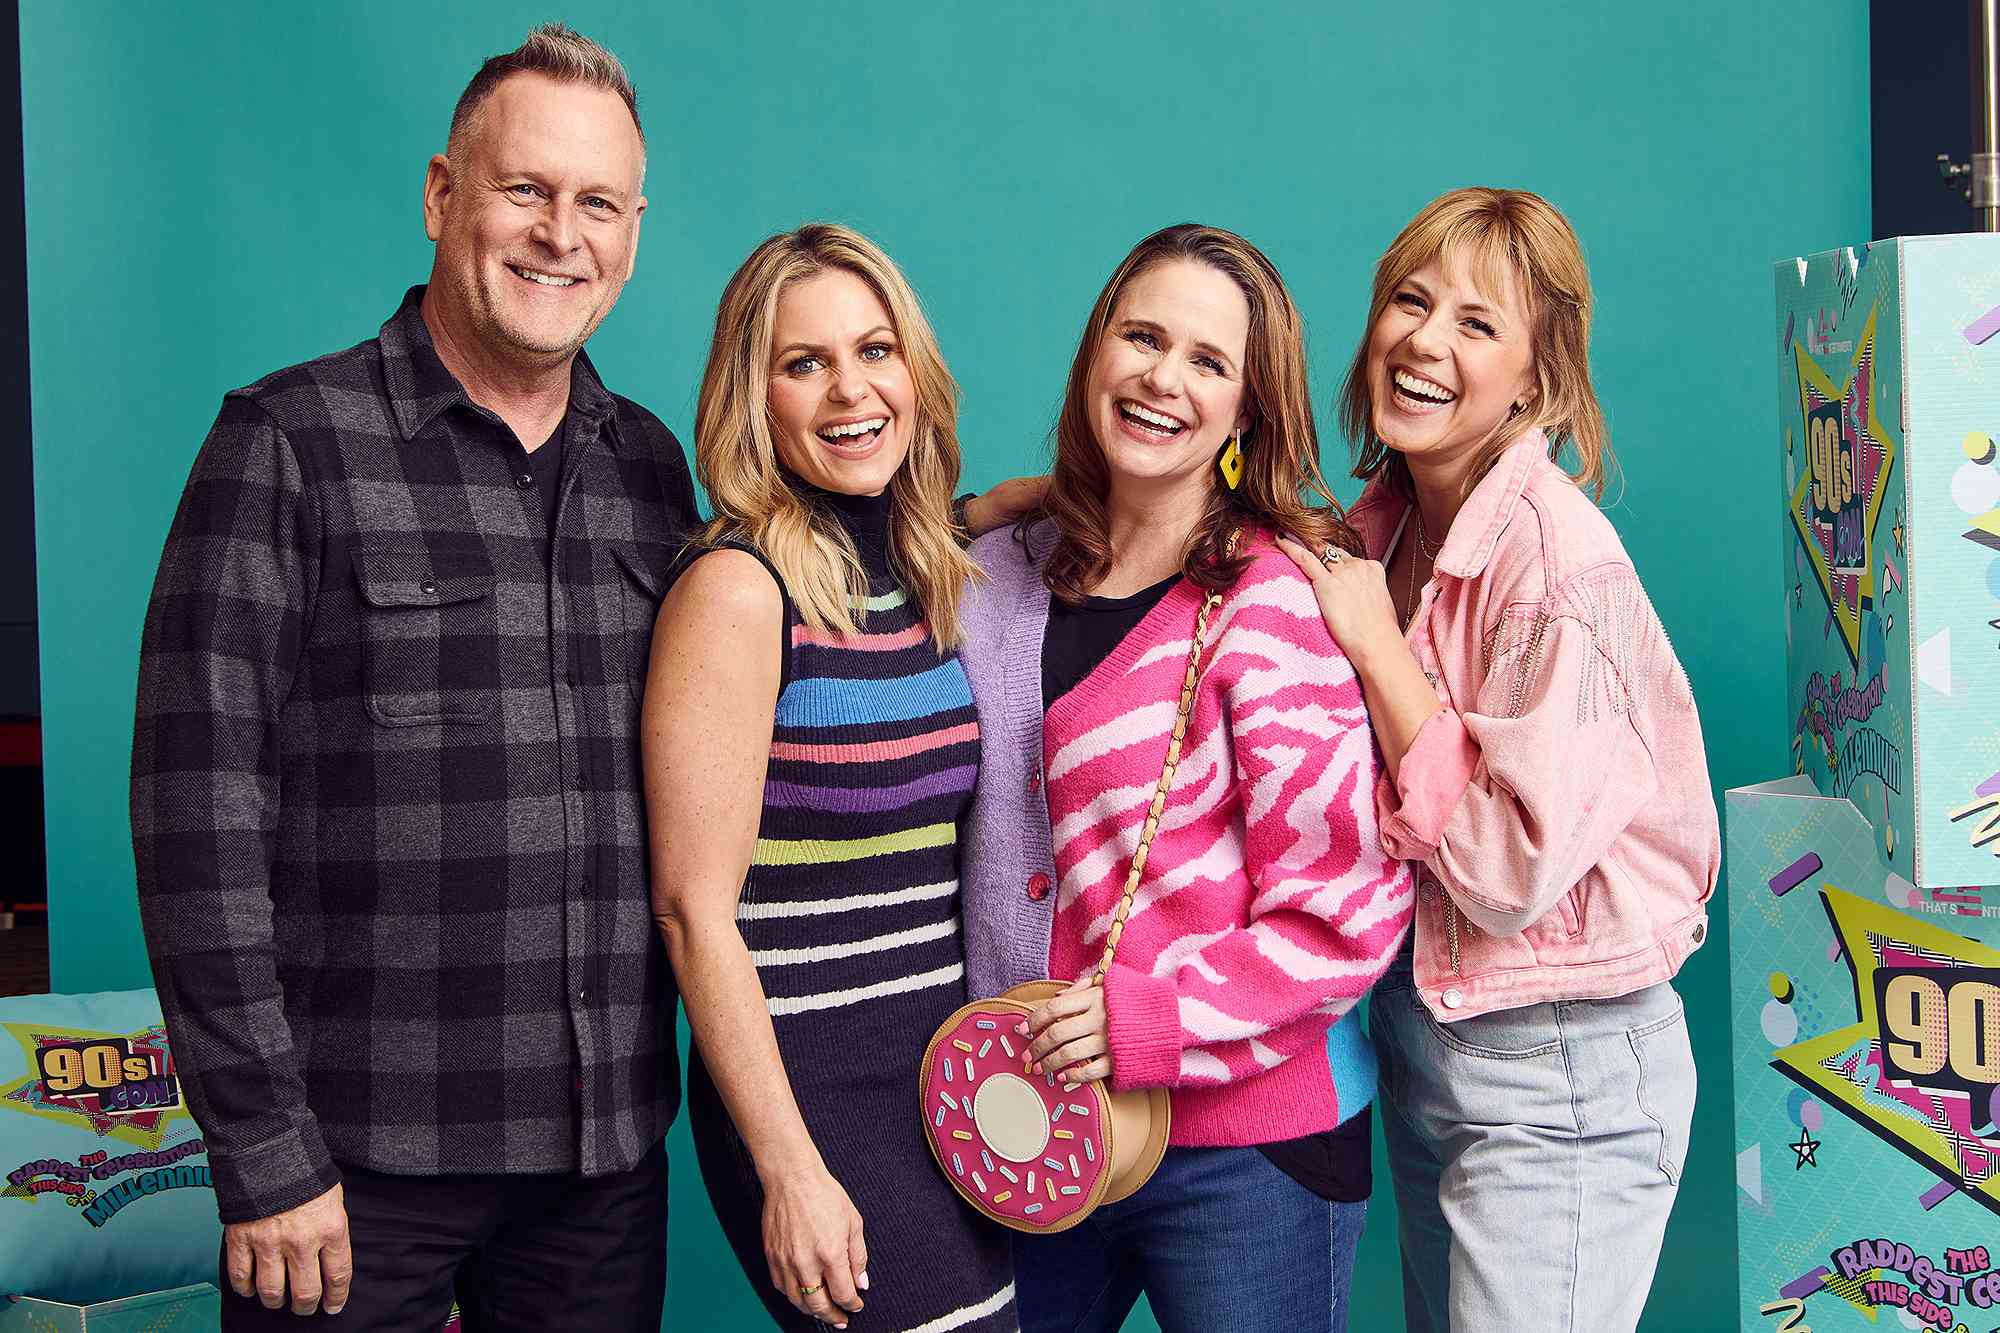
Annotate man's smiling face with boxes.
[423,71,647,368]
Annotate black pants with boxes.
[219,1143,667,1332]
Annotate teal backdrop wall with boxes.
[20,3,1869,1326]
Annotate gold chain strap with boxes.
[1091,534,1236,986]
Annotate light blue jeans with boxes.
[1372,957,1695,1333]
[1013,1144,1369,1333]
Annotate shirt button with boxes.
[1027,771,1041,794]
[580,877,593,895]
[1691,922,1707,946]
[565,672,579,688]
[419,580,437,596]
[1441,987,1464,1010]
[1025,873,1052,902]
[574,772,588,790]
[516,473,534,490]
[577,988,591,1003]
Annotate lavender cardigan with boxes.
[956,523,1063,998]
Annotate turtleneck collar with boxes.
[789,473,894,572]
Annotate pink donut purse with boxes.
[919,573,1228,1234]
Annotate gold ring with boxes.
[798,1283,824,1297]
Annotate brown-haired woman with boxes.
[956,224,1412,1332]
[1280,188,1716,1332]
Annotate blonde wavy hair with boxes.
[1042,223,1362,605]
[1339,187,1613,500]
[692,223,977,648]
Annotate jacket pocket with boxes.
[353,548,496,726]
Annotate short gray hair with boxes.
[447,23,642,157]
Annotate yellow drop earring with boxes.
[1218,434,1244,490]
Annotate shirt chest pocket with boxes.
[611,542,668,688]
[353,549,498,726]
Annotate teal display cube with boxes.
[1727,778,2000,1330]
[1775,233,2000,889]
[0,1285,218,1333]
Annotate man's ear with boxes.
[421,154,451,243]
[625,196,646,282]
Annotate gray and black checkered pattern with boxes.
[131,288,698,1223]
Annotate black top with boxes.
[795,476,894,570]
[1040,570,1372,1203]
[130,286,697,1223]
[520,410,569,553]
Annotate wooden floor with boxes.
[0,925,50,996]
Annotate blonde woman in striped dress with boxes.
[643,225,1018,1332]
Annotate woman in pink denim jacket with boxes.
[1280,187,1719,1333]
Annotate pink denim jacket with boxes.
[1346,432,1719,1021]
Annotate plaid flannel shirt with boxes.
[131,288,697,1222]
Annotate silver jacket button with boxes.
[1441,987,1464,1010]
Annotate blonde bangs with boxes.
[1340,188,1612,501]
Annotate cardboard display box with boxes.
[1727,778,2000,1331]
[0,1285,217,1333]
[1775,233,2000,888]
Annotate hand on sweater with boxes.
[1019,977,1113,1085]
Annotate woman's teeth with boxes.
[816,418,888,446]
[1118,401,1187,437]
[1393,369,1456,404]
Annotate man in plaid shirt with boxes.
[132,26,692,1330]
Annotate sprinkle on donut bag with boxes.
[0,990,219,1303]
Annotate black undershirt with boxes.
[1042,574,1372,1204]
[520,412,568,555]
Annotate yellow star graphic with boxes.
[1789,303,1897,667]
[1771,887,2000,1216]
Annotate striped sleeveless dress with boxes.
[687,492,1017,1333]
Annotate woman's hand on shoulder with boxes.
[761,1164,868,1328]
[1020,977,1113,1085]
[1275,535,1405,673]
[962,475,1049,538]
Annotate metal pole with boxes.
[1975,0,2000,230]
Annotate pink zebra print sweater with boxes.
[1040,532,1414,1145]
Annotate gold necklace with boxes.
[1413,505,1444,560]
[1401,505,1447,628]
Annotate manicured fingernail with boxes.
[859,1271,870,1290]
[1015,1022,1028,1035]
[327,1307,344,1317]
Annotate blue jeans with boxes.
[1372,960,1695,1333]
[1012,1144,1368,1333]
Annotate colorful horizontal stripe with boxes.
[774,660,972,728]
[752,820,956,866]
[792,621,930,651]
[764,763,980,815]
[768,720,980,765]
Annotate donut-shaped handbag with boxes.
[920,564,1229,1234]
